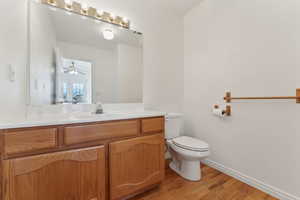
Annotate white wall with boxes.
[30,1,57,105]
[184,0,300,198]
[0,0,27,121]
[0,0,184,120]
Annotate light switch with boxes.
[8,64,16,82]
[34,79,39,90]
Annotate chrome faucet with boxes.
[72,95,82,104]
[95,102,104,114]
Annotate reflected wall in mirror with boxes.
[29,1,143,105]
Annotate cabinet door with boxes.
[3,146,106,200]
[109,134,165,200]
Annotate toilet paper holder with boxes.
[214,105,231,116]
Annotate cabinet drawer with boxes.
[4,128,58,155]
[64,120,140,145]
[141,117,164,134]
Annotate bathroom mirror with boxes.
[28,1,143,105]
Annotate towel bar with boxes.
[224,89,300,103]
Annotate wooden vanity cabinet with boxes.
[3,146,106,200]
[109,134,165,200]
[0,116,165,200]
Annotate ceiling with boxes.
[159,0,203,15]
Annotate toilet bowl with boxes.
[167,136,210,181]
[165,113,210,181]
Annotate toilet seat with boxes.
[172,136,209,152]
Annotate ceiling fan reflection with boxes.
[63,62,86,75]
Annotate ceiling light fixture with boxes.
[102,29,114,40]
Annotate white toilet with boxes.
[166,113,210,181]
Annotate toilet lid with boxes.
[173,136,209,152]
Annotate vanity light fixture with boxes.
[110,13,116,22]
[87,7,97,17]
[81,3,88,15]
[102,29,114,40]
[55,0,65,8]
[96,10,103,19]
[64,0,72,10]
[123,18,129,23]
[71,1,82,14]
[39,0,131,29]
[114,16,123,25]
[102,12,112,22]
[47,0,56,6]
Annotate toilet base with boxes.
[169,160,202,181]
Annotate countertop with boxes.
[0,111,166,130]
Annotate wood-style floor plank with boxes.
[131,164,278,200]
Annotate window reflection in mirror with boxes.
[57,57,92,104]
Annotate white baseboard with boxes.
[202,159,300,200]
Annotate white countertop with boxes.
[0,111,166,130]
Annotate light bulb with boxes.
[65,0,72,10]
[82,3,88,10]
[97,10,103,17]
[110,13,115,20]
[102,29,114,40]
[64,0,72,5]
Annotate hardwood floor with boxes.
[131,163,278,200]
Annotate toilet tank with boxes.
[165,113,183,139]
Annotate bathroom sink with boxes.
[72,113,116,120]
[69,111,165,122]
